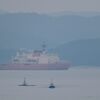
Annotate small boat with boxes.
[49,82,55,88]
[19,78,36,86]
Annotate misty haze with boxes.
[0,0,100,100]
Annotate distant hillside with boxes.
[0,49,17,64]
[51,11,100,17]
[0,13,100,49]
[0,13,100,65]
[52,38,100,66]
[0,38,100,66]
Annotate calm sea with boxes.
[0,67,100,100]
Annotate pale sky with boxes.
[0,0,100,13]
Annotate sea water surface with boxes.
[0,67,100,100]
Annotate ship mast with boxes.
[42,41,47,53]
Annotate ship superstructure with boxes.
[12,49,60,65]
[12,43,60,65]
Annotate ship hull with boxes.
[0,63,70,70]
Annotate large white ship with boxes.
[0,44,70,70]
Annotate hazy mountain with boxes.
[50,11,100,17]
[52,38,100,66]
[0,13,100,49]
[0,13,100,65]
[0,38,100,66]
[0,9,8,14]
[0,49,16,64]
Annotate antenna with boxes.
[23,77,27,85]
[42,41,46,52]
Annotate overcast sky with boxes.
[0,0,100,13]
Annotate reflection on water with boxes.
[0,67,100,100]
